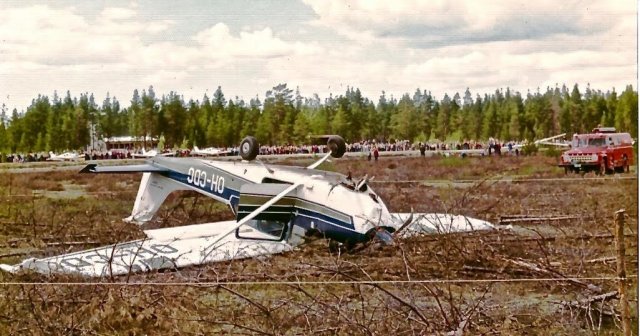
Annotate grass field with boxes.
[0,154,637,335]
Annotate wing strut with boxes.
[307,151,332,169]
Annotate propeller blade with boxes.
[374,228,394,245]
[393,208,415,237]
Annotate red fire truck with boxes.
[558,127,634,175]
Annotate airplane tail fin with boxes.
[79,162,186,225]
[125,172,188,224]
[193,146,199,151]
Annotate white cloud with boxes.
[101,7,136,21]
[303,0,634,46]
[0,4,324,109]
[194,23,322,59]
[0,1,635,112]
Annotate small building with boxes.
[106,136,158,152]
[88,135,158,154]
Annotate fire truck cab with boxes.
[558,127,633,175]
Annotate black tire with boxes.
[327,135,346,158]
[239,136,259,161]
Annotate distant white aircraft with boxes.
[48,151,79,161]
[132,148,174,159]
[533,133,570,147]
[191,146,230,157]
[437,133,569,157]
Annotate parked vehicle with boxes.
[558,127,633,175]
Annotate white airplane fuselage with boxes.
[129,157,394,244]
[1,155,494,277]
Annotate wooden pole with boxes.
[615,209,631,336]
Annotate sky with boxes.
[0,0,637,112]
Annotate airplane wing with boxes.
[1,176,306,277]
[391,212,494,236]
[437,148,485,157]
[80,163,169,174]
[534,133,566,144]
[536,141,570,147]
[0,221,295,276]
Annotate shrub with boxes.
[521,142,538,156]
[543,146,562,157]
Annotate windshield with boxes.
[237,219,287,241]
[252,219,286,236]
[572,137,606,148]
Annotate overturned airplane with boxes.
[1,135,494,277]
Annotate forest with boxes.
[0,83,636,152]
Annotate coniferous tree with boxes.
[2,83,637,152]
[0,104,7,152]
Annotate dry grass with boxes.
[0,154,636,335]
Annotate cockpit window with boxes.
[262,177,292,184]
[236,219,288,241]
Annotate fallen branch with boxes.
[0,251,38,258]
[45,241,101,247]
[586,257,617,264]
[503,257,602,293]
[554,291,619,318]
[492,233,637,244]
[499,215,580,224]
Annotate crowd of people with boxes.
[0,138,529,163]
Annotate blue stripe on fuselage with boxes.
[166,170,241,208]
[292,215,367,243]
[164,167,360,240]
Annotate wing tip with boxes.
[79,164,97,174]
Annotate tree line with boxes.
[0,83,636,153]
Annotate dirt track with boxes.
[0,154,637,335]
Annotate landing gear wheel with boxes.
[327,136,346,158]
[239,136,259,161]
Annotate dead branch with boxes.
[218,285,272,317]
[499,215,581,224]
[45,241,101,247]
[503,257,603,293]
[554,291,619,319]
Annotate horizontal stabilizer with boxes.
[79,163,169,174]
